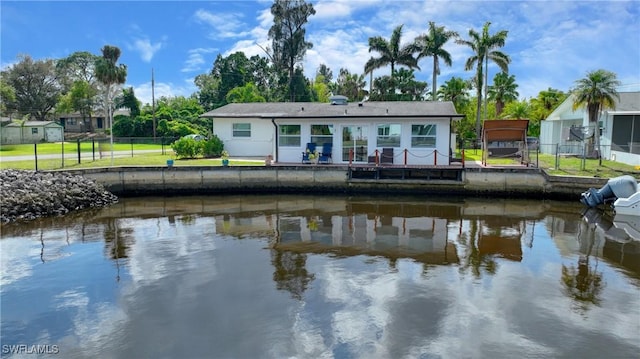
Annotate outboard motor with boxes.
[580,175,638,208]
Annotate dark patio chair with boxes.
[318,143,333,164]
[381,148,394,164]
[302,142,317,163]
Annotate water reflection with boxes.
[1,195,639,358]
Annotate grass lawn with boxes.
[0,153,264,170]
[461,149,640,178]
[0,142,165,156]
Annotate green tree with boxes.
[334,68,367,102]
[530,87,566,124]
[456,22,510,138]
[364,24,419,96]
[572,69,620,159]
[488,72,518,117]
[502,100,530,120]
[315,64,333,85]
[116,87,141,118]
[437,76,471,111]
[415,21,458,100]
[194,72,220,111]
[2,55,62,121]
[0,79,16,116]
[67,80,98,131]
[268,0,316,102]
[311,75,331,103]
[226,83,266,103]
[56,51,99,92]
[394,68,427,101]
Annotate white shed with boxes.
[0,121,64,144]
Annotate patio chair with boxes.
[381,147,394,164]
[318,143,333,164]
[301,142,317,163]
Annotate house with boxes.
[56,109,130,133]
[540,91,640,166]
[201,99,463,165]
[0,121,64,144]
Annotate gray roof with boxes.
[202,101,462,119]
[615,92,640,112]
[5,121,62,127]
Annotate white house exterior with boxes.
[201,100,463,165]
[0,121,64,144]
[540,91,640,166]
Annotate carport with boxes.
[481,120,529,165]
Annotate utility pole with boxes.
[152,68,156,139]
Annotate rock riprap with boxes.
[1,169,118,224]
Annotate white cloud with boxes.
[129,37,164,63]
[193,8,250,39]
[182,47,217,73]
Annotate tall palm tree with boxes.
[488,72,518,117]
[415,21,458,101]
[572,69,620,159]
[364,25,419,97]
[456,22,510,139]
[95,45,127,164]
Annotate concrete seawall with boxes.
[65,166,609,200]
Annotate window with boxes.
[377,124,401,147]
[31,128,38,134]
[233,123,251,137]
[411,124,436,147]
[311,125,334,146]
[279,125,301,147]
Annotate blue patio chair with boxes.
[318,143,333,164]
[302,142,317,163]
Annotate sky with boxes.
[1,0,639,106]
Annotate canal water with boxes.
[1,195,639,358]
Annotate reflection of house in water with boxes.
[274,201,460,266]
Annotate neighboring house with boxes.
[201,98,463,165]
[0,121,64,144]
[540,91,640,166]
[56,109,130,133]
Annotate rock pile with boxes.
[1,169,118,224]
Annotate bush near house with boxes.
[171,134,224,159]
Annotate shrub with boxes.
[171,137,202,159]
[202,135,224,158]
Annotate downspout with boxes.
[271,118,278,162]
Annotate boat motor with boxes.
[580,175,638,208]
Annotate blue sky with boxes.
[2,0,639,106]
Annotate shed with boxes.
[482,119,529,165]
[0,121,64,144]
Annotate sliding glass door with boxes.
[342,125,368,162]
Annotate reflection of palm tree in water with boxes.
[271,250,315,300]
[460,218,499,278]
[561,222,604,311]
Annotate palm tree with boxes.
[95,45,127,164]
[437,76,470,111]
[572,69,620,159]
[364,25,419,97]
[415,21,458,101]
[488,72,518,117]
[456,22,510,139]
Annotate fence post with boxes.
[161,137,165,155]
[555,143,559,170]
[61,141,65,168]
[77,139,81,164]
[434,150,437,166]
[461,149,465,168]
[131,138,134,157]
[404,149,407,166]
[34,143,38,171]
[92,139,96,161]
[582,143,586,171]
